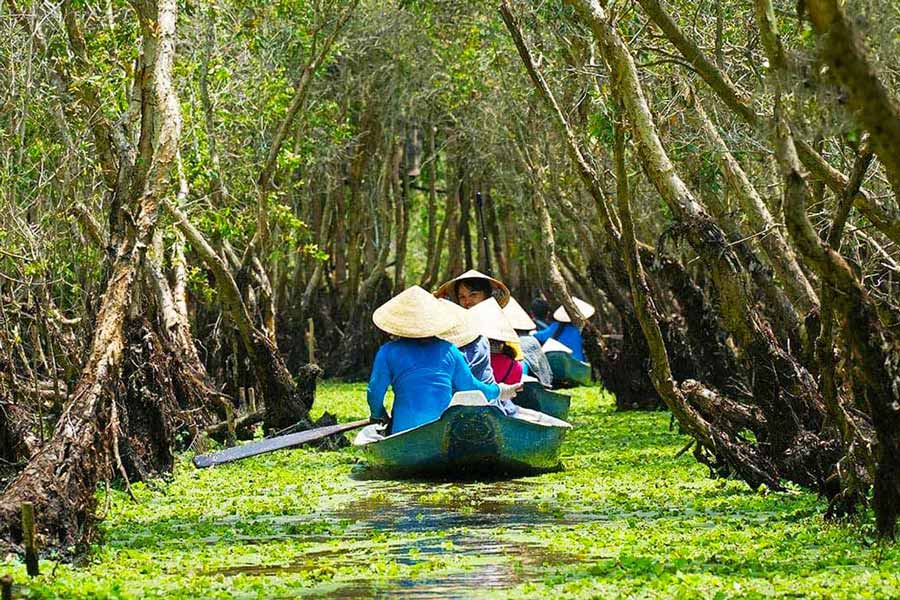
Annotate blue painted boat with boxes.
[354,392,571,474]
[514,381,571,421]
[545,351,591,387]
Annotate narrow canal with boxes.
[7,383,898,598]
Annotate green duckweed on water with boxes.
[3,382,899,599]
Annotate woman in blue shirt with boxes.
[367,286,520,434]
[533,297,595,362]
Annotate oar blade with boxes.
[192,419,371,468]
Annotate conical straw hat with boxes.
[552,296,596,323]
[542,337,573,354]
[434,269,511,308]
[373,286,462,338]
[436,299,479,347]
[469,297,519,344]
[503,296,536,331]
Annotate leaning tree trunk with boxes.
[503,1,726,411]
[635,0,900,248]
[610,107,781,490]
[0,0,182,552]
[166,201,318,434]
[566,0,842,492]
[804,0,900,201]
[774,105,900,538]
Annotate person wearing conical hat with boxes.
[533,296,595,362]
[470,298,523,385]
[436,300,496,385]
[434,269,511,309]
[504,297,554,387]
[530,297,551,330]
[367,286,520,434]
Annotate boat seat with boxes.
[448,390,490,407]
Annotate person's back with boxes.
[490,344,524,384]
[458,335,496,384]
[533,298,594,362]
[534,321,586,361]
[367,337,501,433]
[366,285,521,435]
[518,334,553,386]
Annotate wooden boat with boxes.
[514,380,571,420]
[354,392,571,475]
[545,350,591,387]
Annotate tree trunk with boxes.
[165,202,317,433]
[774,104,900,538]
[805,0,900,201]
[686,85,818,314]
[610,105,781,490]
[0,0,182,553]
[458,169,473,271]
[486,189,510,284]
[567,0,840,491]
[421,126,440,289]
[444,159,463,280]
[636,0,900,247]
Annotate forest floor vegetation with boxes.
[2,383,898,599]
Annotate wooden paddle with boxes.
[192,418,373,468]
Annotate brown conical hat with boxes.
[436,299,479,348]
[552,296,596,323]
[434,269,511,308]
[503,296,536,331]
[469,297,519,344]
[373,286,463,338]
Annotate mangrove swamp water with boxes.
[3,383,900,598]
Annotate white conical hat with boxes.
[436,299,479,347]
[503,296,536,331]
[469,297,519,344]
[434,269,511,307]
[552,296,596,323]
[542,338,573,354]
[373,286,462,338]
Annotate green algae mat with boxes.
[3,383,899,599]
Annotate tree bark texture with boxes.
[774,103,900,537]
[0,0,183,552]
[805,0,900,201]
[566,0,841,491]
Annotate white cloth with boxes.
[541,338,573,354]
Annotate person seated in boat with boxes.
[503,297,553,387]
[435,269,511,309]
[470,298,524,385]
[437,299,496,385]
[533,297,596,362]
[436,270,529,369]
[367,286,520,434]
[530,297,551,330]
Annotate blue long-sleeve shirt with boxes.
[533,322,586,361]
[458,335,496,384]
[367,338,500,434]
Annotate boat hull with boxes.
[514,382,571,420]
[356,404,570,475]
[545,351,591,387]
